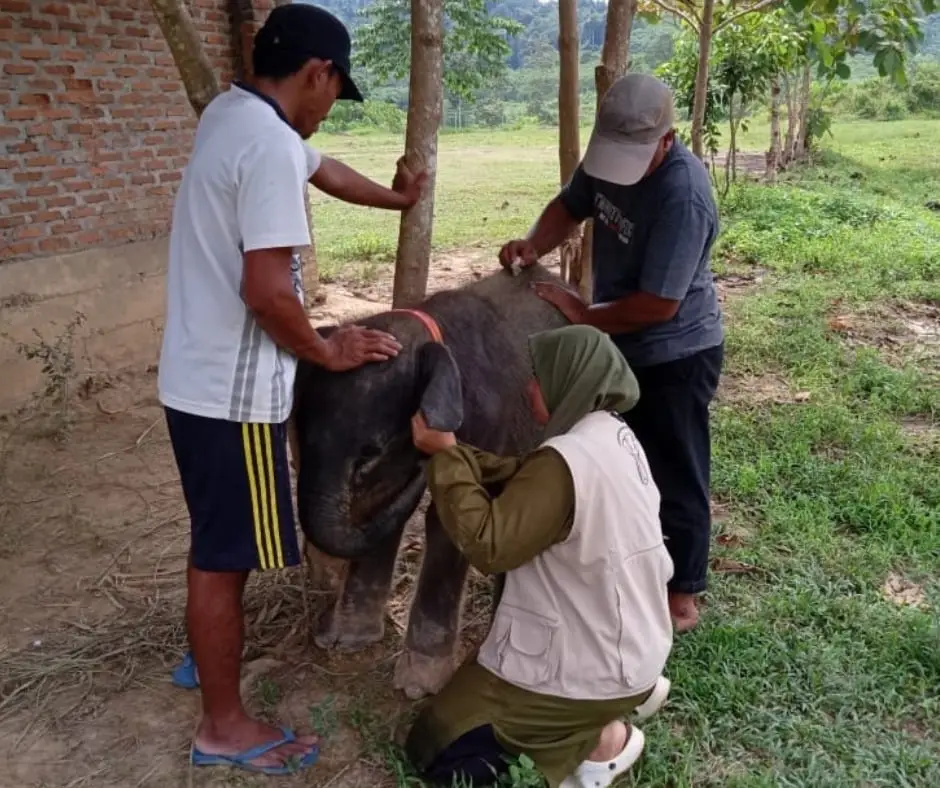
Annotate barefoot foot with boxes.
[668,591,700,633]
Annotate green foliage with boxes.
[788,0,939,84]
[831,59,940,118]
[659,10,799,167]
[657,31,724,156]
[354,0,522,103]
[320,99,408,133]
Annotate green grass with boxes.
[308,119,940,786]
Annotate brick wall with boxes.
[0,0,273,263]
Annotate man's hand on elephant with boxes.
[323,325,402,371]
[411,412,457,455]
[498,239,539,271]
[392,157,428,209]
[533,282,587,325]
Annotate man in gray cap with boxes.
[499,73,724,634]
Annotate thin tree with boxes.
[149,0,220,117]
[557,0,581,285]
[391,0,445,308]
[649,0,780,159]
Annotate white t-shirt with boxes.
[158,85,322,424]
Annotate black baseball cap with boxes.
[254,3,363,102]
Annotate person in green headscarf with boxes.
[405,325,676,788]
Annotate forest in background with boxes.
[303,0,940,133]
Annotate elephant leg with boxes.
[313,529,402,653]
[395,505,470,700]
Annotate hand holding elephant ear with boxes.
[412,343,463,455]
[411,412,456,455]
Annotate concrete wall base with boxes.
[0,239,169,414]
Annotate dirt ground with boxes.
[1,246,935,788]
[0,250,539,788]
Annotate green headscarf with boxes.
[528,325,640,440]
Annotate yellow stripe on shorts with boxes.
[241,424,268,571]
[262,424,285,568]
[251,424,276,569]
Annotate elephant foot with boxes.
[313,605,385,652]
[394,649,456,700]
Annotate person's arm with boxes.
[580,290,680,335]
[238,143,399,369]
[533,165,597,253]
[460,446,525,485]
[426,445,575,575]
[311,155,424,210]
[536,198,712,333]
[524,197,582,259]
[499,165,594,268]
[587,198,713,334]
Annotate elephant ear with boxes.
[417,342,463,433]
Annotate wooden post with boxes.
[391,0,445,308]
[578,0,636,303]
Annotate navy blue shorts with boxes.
[165,407,301,573]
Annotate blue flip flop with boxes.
[191,726,320,775]
[171,651,199,689]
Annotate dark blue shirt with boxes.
[560,140,724,367]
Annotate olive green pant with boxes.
[406,661,651,788]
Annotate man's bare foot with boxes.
[194,714,319,770]
[588,720,629,762]
[669,591,700,633]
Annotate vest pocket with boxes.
[614,582,643,688]
[491,603,560,688]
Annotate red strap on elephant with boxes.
[390,308,444,344]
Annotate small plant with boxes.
[13,311,86,438]
[256,676,282,713]
[498,754,546,787]
[309,693,340,739]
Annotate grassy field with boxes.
[310,119,940,786]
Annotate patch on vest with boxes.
[618,426,651,486]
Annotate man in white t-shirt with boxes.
[157,4,425,775]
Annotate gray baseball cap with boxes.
[582,74,675,185]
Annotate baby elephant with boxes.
[292,264,571,699]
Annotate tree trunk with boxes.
[557,0,581,284]
[690,0,715,160]
[766,76,781,182]
[577,0,636,304]
[557,0,580,187]
[391,0,444,308]
[726,97,737,190]
[795,61,811,160]
[783,71,797,166]
[149,0,220,117]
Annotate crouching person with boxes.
[404,325,675,788]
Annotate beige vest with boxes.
[477,411,674,700]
